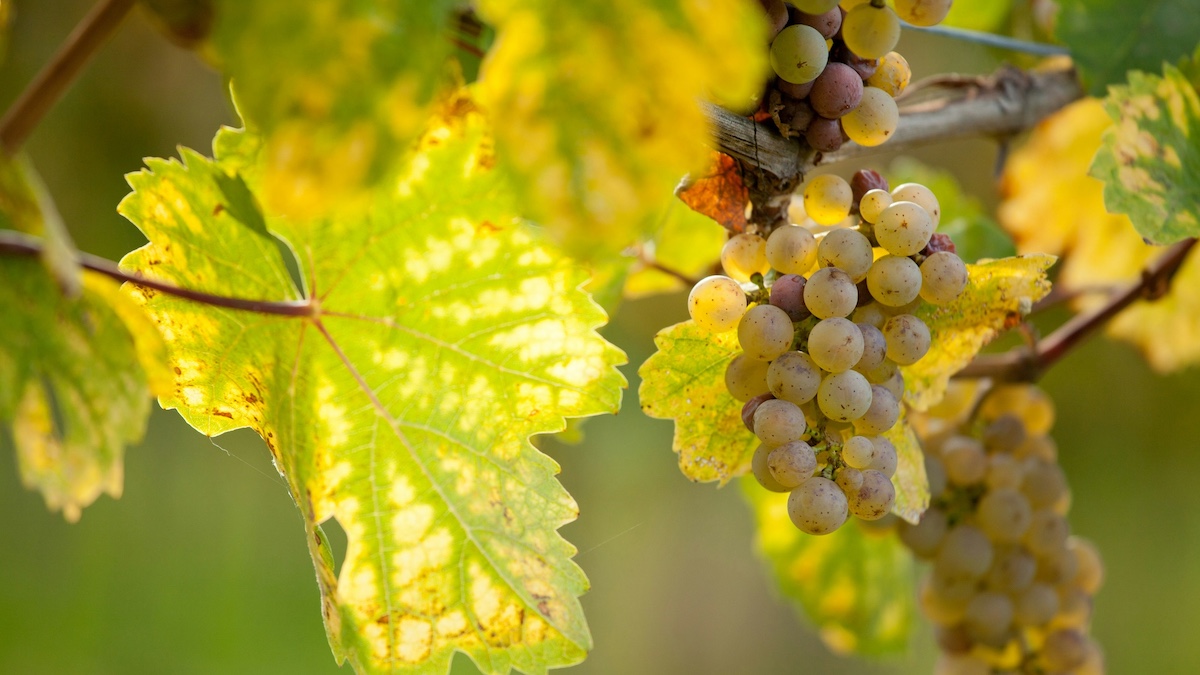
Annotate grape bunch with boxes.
[687,169,968,536]
[754,0,951,151]
[901,384,1105,675]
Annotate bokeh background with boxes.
[3,2,1199,673]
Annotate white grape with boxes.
[767,351,823,405]
[753,399,809,447]
[848,468,895,520]
[807,317,865,373]
[687,275,747,333]
[766,224,818,274]
[721,232,769,282]
[752,443,790,492]
[738,304,795,361]
[725,353,770,402]
[866,254,923,307]
[770,24,829,85]
[842,434,876,469]
[768,440,818,488]
[936,525,993,579]
[976,487,1033,543]
[875,200,934,256]
[891,182,942,226]
[854,322,887,372]
[840,86,899,147]
[804,266,858,319]
[893,0,953,27]
[883,313,931,365]
[817,370,873,422]
[788,476,849,535]
[854,384,899,434]
[803,174,854,226]
[817,228,873,282]
[842,4,901,59]
[869,435,898,477]
[899,507,947,558]
[858,188,892,223]
[920,251,968,305]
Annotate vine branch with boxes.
[0,0,136,154]
[705,65,1084,182]
[958,238,1198,382]
[0,231,314,317]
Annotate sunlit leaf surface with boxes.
[119,101,626,674]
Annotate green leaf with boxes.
[0,255,167,521]
[118,102,626,674]
[624,198,724,298]
[742,479,915,656]
[1091,64,1200,245]
[885,411,928,525]
[904,255,1055,411]
[1056,0,1200,96]
[205,0,459,218]
[887,158,1015,263]
[638,321,757,484]
[473,0,768,258]
[0,154,80,296]
[941,0,1010,33]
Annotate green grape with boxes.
[725,353,771,402]
[807,317,864,373]
[842,4,901,60]
[941,435,987,486]
[752,443,791,492]
[1069,537,1104,594]
[869,435,898,477]
[851,302,887,328]
[919,577,967,627]
[875,200,934,256]
[985,546,1036,593]
[788,476,849,535]
[767,350,823,405]
[842,434,876,469]
[766,224,819,274]
[982,414,1026,453]
[878,367,904,401]
[721,232,769,281]
[841,86,899,147]
[920,251,968,304]
[899,507,947,558]
[866,51,911,96]
[891,182,943,226]
[794,0,841,12]
[964,591,1014,644]
[854,384,899,434]
[753,398,808,446]
[1043,629,1089,672]
[738,304,795,361]
[866,254,923,307]
[816,369,872,421]
[1024,509,1069,557]
[1014,582,1059,627]
[894,0,953,27]
[817,227,873,282]
[770,24,829,85]
[848,468,895,520]
[985,453,1025,490]
[854,322,887,372]
[977,487,1033,543]
[1021,458,1067,508]
[936,525,993,579]
[883,313,931,365]
[1056,586,1093,628]
[980,384,1055,435]
[858,188,892,223]
[804,266,859,319]
[768,440,817,488]
[687,275,747,333]
[803,174,854,226]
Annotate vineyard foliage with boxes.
[2,0,1200,673]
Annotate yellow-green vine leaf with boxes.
[904,255,1055,411]
[0,154,80,296]
[886,410,927,524]
[742,478,915,656]
[474,0,768,258]
[624,198,725,298]
[118,104,626,674]
[0,255,167,521]
[1091,64,1200,245]
[639,321,757,484]
[204,0,459,218]
[941,0,1009,32]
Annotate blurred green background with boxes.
[3,2,1200,674]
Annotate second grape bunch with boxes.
[688,169,968,536]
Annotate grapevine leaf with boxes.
[638,321,757,484]
[0,154,80,296]
[624,199,725,298]
[0,255,168,521]
[903,255,1055,411]
[1091,65,1200,245]
[1056,0,1200,96]
[1001,98,1200,372]
[675,152,750,234]
[203,0,459,218]
[941,0,1009,32]
[886,158,1015,263]
[118,104,626,674]
[886,411,927,525]
[473,0,768,257]
[742,479,915,656]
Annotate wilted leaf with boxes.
[742,479,915,656]
[119,104,626,674]
[1056,0,1200,96]
[1001,97,1200,372]
[0,256,167,521]
[474,0,768,257]
[887,158,1015,263]
[676,152,750,234]
[885,411,927,524]
[904,255,1055,411]
[205,0,459,218]
[624,199,725,298]
[1091,65,1200,245]
[638,321,757,484]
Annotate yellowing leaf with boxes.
[205,0,459,218]
[676,152,751,234]
[0,257,164,521]
[1091,65,1200,245]
[624,198,725,298]
[474,0,768,257]
[742,479,915,656]
[118,103,626,674]
[904,255,1055,411]
[638,321,757,484]
[1001,97,1200,372]
[0,154,79,295]
[885,411,927,524]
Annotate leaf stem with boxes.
[957,238,1197,382]
[900,22,1070,57]
[0,0,136,154]
[0,231,314,317]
